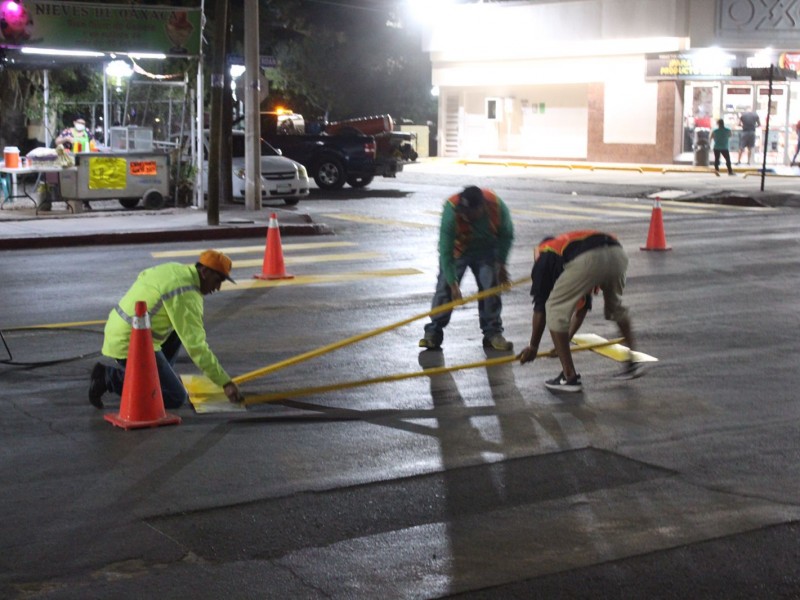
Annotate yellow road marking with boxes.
[321,213,436,229]
[4,320,106,331]
[225,268,423,290]
[512,208,593,221]
[601,201,712,214]
[537,203,647,218]
[152,241,356,258]
[571,333,658,363]
[234,251,384,269]
[658,199,772,212]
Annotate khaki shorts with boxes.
[545,245,629,332]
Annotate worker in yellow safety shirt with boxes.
[88,250,244,409]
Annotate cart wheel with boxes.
[119,198,139,209]
[143,190,165,209]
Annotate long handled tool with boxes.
[232,276,531,386]
[240,337,624,407]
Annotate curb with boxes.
[0,223,334,251]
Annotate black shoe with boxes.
[544,372,582,392]
[88,363,106,409]
[419,333,442,350]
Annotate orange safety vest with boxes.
[537,229,617,259]
[447,188,502,258]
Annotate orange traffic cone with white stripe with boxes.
[254,213,294,280]
[105,301,181,430]
[641,198,671,251]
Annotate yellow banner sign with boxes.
[88,157,127,190]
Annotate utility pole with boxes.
[244,0,262,210]
[207,0,229,225]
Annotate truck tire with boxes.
[347,174,374,188]
[119,198,139,209]
[143,190,165,209]
[313,156,347,190]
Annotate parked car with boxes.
[203,130,309,205]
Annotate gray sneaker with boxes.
[614,361,646,380]
[483,333,513,351]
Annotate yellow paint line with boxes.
[538,203,647,218]
[322,213,436,229]
[512,208,593,221]
[234,252,384,269]
[572,333,658,363]
[658,199,772,212]
[224,268,423,290]
[4,319,106,331]
[152,241,356,258]
[601,201,712,215]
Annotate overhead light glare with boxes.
[21,47,105,58]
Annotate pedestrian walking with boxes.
[88,249,244,409]
[711,119,735,176]
[419,185,515,351]
[519,231,644,392]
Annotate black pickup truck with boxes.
[258,112,377,190]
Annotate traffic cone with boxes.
[105,301,181,430]
[254,213,294,280]
[640,198,671,251]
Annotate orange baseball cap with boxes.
[198,249,236,283]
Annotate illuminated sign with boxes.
[646,52,737,80]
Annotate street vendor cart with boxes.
[59,151,170,210]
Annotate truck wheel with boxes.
[119,198,139,209]
[347,174,374,188]
[314,157,347,190]
[143,190,165,209]
[284,198,300,206]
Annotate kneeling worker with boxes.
[519,231,644,392]
[89,249,244,408]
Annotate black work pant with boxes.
[714,149,733,175]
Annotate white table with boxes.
[0,165,70,213]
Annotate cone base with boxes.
[640,246,672,251]
[105,412,181,430]
[253,273,295,280]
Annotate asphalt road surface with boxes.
[2,166,799,599]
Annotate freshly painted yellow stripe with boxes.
[571,333,658,363]
[234,251,384,269]
[601,201,711,214]
[4,319,106,331]
[224,268,423,290]
[321,213,436,229]
[512,208,593,221]
[152,241,356,258]
[537,203,647,218]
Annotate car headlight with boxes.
[297,164,307,178]
[234,168,246,180]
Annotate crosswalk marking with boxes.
[600,201,712,215]
[152,241,356,258]
[535,203,648,218]
[322,213,436,229]
[235,252,384,269]
[512,208,593,221]
[224,268,423,289]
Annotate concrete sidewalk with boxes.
[0,200,330,250]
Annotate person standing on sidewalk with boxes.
[419,185,515,351]
[737,110,760,165]
[88,249,244,409]
[711,119,735,176]
[518,231,644,392]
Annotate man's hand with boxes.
[498,265,511,286]
[518,345,538,365]
[449,282,462,301]
[223,381,244,404]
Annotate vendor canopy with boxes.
[0,1,201,57]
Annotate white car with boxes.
[203,130,309,205]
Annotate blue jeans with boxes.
[105,331,189,409]
[424,253,503,343]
